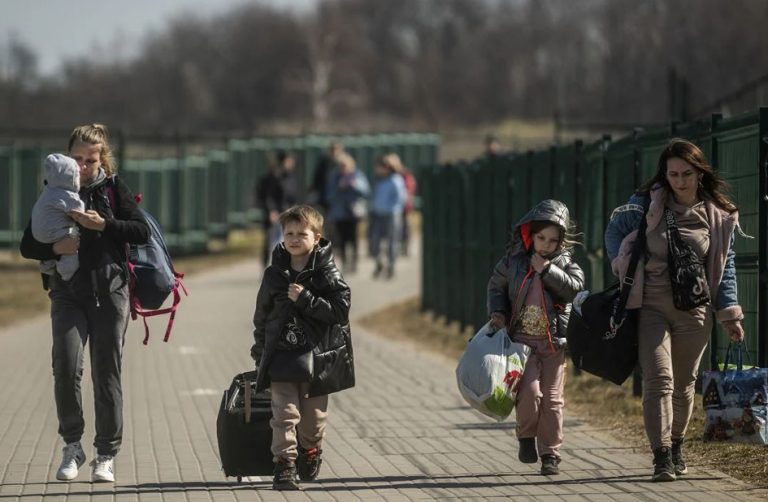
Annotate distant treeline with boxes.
[1,0,766,134]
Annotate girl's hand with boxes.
[490,312,507,330]
[53,236,79,255]
[288,283,304,302]
[722,320,745,342]
[531,253,550,273]
[69,209,106,231]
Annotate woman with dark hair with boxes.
[605,138,745,482]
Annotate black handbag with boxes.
[566,200,649,385]
[665,208,710,311]
[269,315,314,383]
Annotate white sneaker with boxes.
[56,442,86,481]
[90,455,115,483]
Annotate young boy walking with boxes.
[250,205,355,490]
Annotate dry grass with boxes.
[0,229,263,329]
[358,296,768,489]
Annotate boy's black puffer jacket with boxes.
[252,238,354,397]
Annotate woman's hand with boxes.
[490,312,507,331]
[287,283,304,302]
[70,209,106,231]
[53,236,79,255]
[722,319,745,342]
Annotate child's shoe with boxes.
[297,446,323,481]
[518,437,538,464]
[540,454,561,475]
[272,459,300,490]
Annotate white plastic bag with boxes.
[455,322,531,421]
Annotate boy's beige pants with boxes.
[512,334,566,458]
[638,287,711,451]
[270,381,328,462]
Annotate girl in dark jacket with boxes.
[250,205,354,490]
[487,199,584,476]
[19,124,149,483]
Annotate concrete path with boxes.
[0,241,764,501]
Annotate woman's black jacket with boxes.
[251,239,354,397]
[19,175,149,297]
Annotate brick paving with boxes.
[0,242,765,501]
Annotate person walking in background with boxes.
[487,199,584,476]
[368,153,407,279]
[326,152,370,274]
[398,160,418,256]
[249,205,354,490]
[256,150,300,267]
[604,138,745,482]
[310,142,343,212]
[484,134,502,160]
[19,124,149,483]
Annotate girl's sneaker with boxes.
[652,447,676,482]
[518,438,538,464]
[540,455,561,475]
[671,438,688,475]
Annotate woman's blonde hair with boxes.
[68,123,116,176]
[378,152,404,174]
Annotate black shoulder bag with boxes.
[566,200,649,385]
[268,310,314,383]
[665,208,710,310]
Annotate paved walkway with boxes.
[0,242,765,501]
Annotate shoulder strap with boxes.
[612,197,650,322]
[105,175,118,212]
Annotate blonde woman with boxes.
[20,124,149,483]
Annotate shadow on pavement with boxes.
[0,473,730,497]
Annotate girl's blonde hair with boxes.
[68,124,116,176]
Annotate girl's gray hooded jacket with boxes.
[487,199,585,344]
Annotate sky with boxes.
[0,0,317,76]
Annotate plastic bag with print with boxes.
[455,322,531,421]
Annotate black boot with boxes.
[540,454,561,475]
[671,438,688,475]
[518,437,538,464]
[297,446,323,481]
[652,446,676,482]
[272,459,300,490]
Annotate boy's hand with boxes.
[288,283,304,302]
[531,253,550,274]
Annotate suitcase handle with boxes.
[243,377,252,423]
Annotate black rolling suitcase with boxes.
[216,370,274,481]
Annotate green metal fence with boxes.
[421,108,768,369]
[0,132,440,255]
